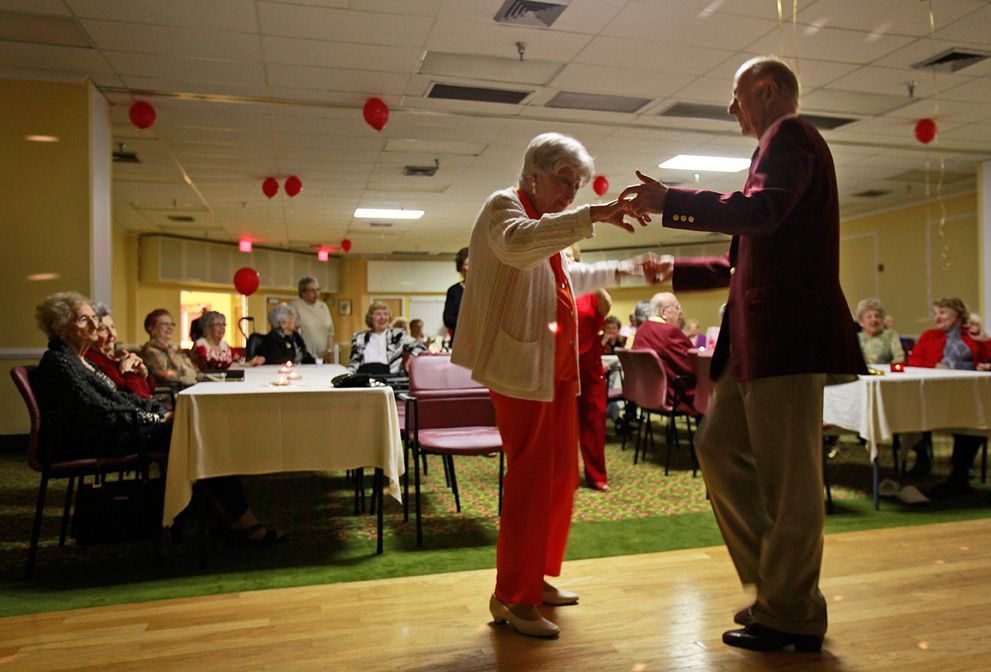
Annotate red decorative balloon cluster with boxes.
[592,175,609,196]
[914,118,937,144]
[261,176,304,198]
[233,267,260,296]
[129,101,156,129]
[363,98,389,132]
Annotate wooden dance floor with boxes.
[3,518,991,671]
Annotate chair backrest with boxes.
[688,351,712,415]
[407,354,495,429]
[408,353,476,395]
[616,349,671,412]
[245,332,265,359]
[9,366,41,471]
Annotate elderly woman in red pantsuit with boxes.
[565,247,612,491]
[452,133,658,638]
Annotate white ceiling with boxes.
[3,0,990,256]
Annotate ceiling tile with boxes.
[265,63,410,95]
[262,35,422,72]
[603,1,778,50]
[67,0,259,32]
[257,2,433,46]
[745,25,914,64]
[81,19,261,60]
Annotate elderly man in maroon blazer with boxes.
[620,56,866,653]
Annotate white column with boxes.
[88,82,112,308]
[980,161,991,324]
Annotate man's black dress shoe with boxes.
[733,605,755,626]
[722,623,823,652]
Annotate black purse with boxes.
[71,477,164,545]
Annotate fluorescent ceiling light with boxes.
[659,155,751,172]
[354,208,424,220]
[25,134,59,142]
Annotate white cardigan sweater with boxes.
[451,187,619,402]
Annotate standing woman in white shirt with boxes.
[290,276,334,362]
[452,132,658,638]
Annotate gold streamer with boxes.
[928,0,950,270]
[777,0,784,57]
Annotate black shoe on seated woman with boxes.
[928,478,972,499]
[227,523,286,545]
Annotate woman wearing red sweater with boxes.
[907,297,991,497]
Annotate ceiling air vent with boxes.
[113,149,141,164]
[427,83,531,105]
[659,102,733,122]
[393,251,431,256]
[404,160,439,177]
[494,0,570,28]
[166,215,196,223]
[801,114,858,131]
[369,222,393,228]
[852,189,891,198]
[547,91,651,114]
[912,48,989,73]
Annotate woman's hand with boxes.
[618,253,674,284]
[248,356,265,367]
[589,200,635,232]
[977,362,991,371]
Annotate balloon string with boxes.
[792,0,800,81]
[776,0,784,57]
[928,0,950,271]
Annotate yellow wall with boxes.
[1,80,97,435]
[840,192,978,335]
[1,80,93,348]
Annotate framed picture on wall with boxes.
[339,299,352,316]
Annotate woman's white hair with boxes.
[518,132,595,189]
[268,303,298,330]
[36,291,90,341]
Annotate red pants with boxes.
[491,379,580,605]
[578,373,607,486]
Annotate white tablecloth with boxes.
[163,364,404,525]
[823,364,991,461]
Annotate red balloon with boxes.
[363,97,389,132]
[592,175,609,196]
[284,175,302,197]
[914,118,937,144]
[129,101,156,129]
[233,267,260,296]
[261,177,279,199]
[341,239,353,253]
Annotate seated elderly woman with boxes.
[908,297,991,497]
[140,309,201,388]
[348,301,425,374]
[256,304,314,366]
[192,310,264,370]
[37,293,285,544]
[856,297,904,364]
[85,303,156,399]
[35,292,171,459]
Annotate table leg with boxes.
[872,457,880,511]
[375,468,384,554]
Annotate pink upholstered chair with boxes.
[403,354,503,547]
[616,349,699,476]
[10,366,166,579]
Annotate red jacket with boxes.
[84,349,155,398]
[665,116,866,383]
[907,328,991,368]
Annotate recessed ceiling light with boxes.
[354,208,424,220]
[659,155,751,172]
[25,134,59,143]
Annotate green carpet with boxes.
[1,429,988,618]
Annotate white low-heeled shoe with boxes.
[542,581,579,606]
[489,594,560,638]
